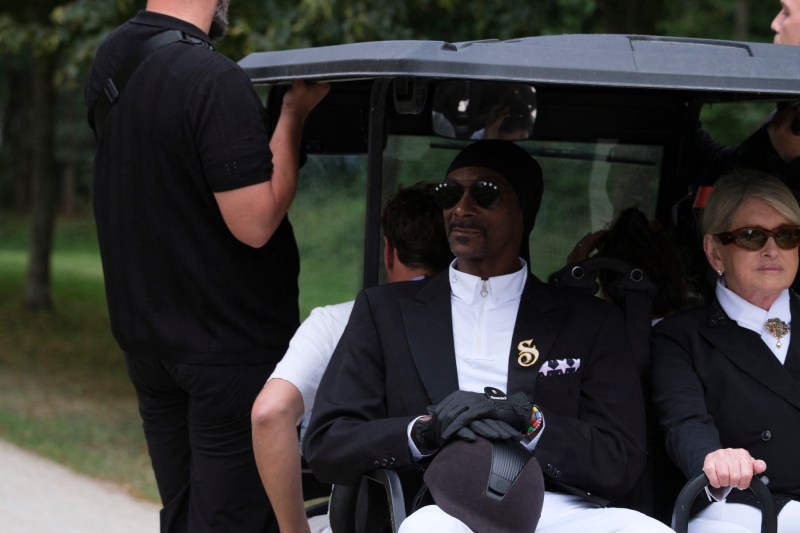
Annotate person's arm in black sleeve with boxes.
[532,299,647,501]
[303,290,424,486]
[650,312,722,480]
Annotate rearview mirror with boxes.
[431,80,537,140]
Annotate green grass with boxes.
[292,183,365,312]
[0,212,158,501]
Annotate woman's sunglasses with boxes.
[432,180,502,210]
[715,226,800,251]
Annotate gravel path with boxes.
[0,439,159,532]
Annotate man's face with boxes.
[772,0,800,46]
[442,167,524,277]
[209,0,230,40]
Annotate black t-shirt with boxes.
[85,11,299,363]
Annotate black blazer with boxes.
[304,271,647,502]
[651,296,800,500]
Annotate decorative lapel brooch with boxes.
[764,318,791,349]
[517,339,539,367]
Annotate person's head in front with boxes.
[772,0,800,46]
[702,170,800,310]
[433,139,543,278]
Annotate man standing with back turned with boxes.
[84,1,327,531]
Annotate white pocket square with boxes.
[538,358,581,376]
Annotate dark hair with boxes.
[596,207,698,317]
[381,183,453,273]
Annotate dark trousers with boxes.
[125,353,279,533]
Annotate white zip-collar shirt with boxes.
[407,258,541,459]
[448,258,528,392]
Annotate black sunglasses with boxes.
[715,226,800,251]
[432,180,503,210]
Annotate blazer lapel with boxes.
[782,294,800,383]
[506,276,564,399]
[400,273,459,404]
[700,301,800,411]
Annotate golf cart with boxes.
[239,34,800,532]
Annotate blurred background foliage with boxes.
[0,0,779,234]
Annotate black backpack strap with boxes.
[92,29,213,138]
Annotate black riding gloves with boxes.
[412,388,532,453]
[464,418,522,441]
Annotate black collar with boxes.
[131,10,212,46]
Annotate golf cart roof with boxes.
[240,34,800,96]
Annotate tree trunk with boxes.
[61,163,77,217]
[735,0,750,41]
[598,0,663,34]
[25,54,59,310]
[3,66,34,212]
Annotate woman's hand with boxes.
[703,448,767,490]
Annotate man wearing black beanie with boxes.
[444,140,543,267]
[305,140,671,532]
